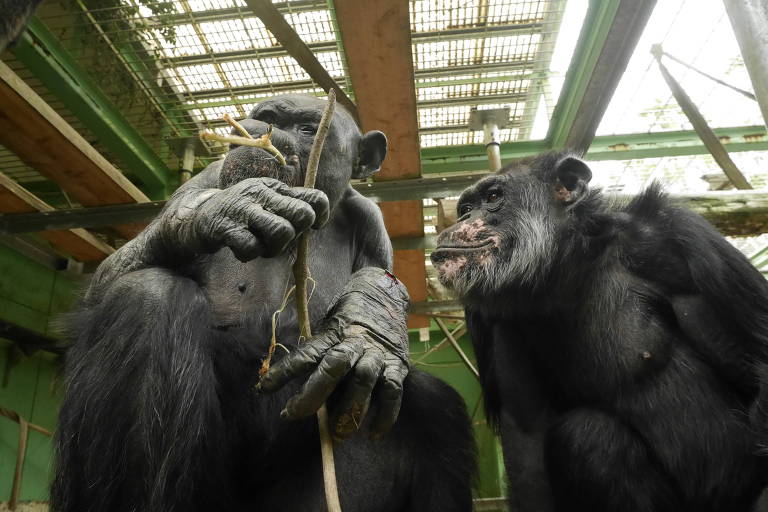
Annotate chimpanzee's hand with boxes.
[259,267,411,439]
[160,177,330,261]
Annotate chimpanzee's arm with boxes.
[86,162,221,298]
[87,161,328,301]
[344,187,394,271]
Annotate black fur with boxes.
[53,96,475,512]
[0,0,42,52]
[433,151,768,511]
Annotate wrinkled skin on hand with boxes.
[259,267,411,439]
[158,177,330,262]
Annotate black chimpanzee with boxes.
[0,0,43,52]
[431,151,768,512]
[52,95,474,512]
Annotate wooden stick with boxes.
[291,89,341,512]
[223,113,253,139]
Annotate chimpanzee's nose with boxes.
[229,119,297,159]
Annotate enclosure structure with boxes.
[0,0,766,509]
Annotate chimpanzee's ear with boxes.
[554,156,592,206]
[353,130,387,179]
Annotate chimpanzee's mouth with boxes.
[432,239,496,255]
[220,147,302,188]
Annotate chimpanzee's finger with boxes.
[256,187,318,234]
[235,206,297,257]
[258,332,335,393]
[281,343,364,420]
[329,347,385,439]
[220,224,266,262]
[370,358,408,438]
[279,186,330,229]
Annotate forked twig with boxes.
[199,117,287,166]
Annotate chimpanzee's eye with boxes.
[458,204,473,216]
[257,111,277,125]
[299,124,317,135]
[485,191,502,203]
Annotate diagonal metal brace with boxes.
[652,45,752,190]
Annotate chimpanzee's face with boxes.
[220,94,386,209]
[431,155,592,299]
[431,171,558,298]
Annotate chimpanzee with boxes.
[0,0,43,52]
[52,95,474,512]
[431,151,768,512]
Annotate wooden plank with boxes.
[0,61,148,239]
[393,249,429,329]
[334,0,426,327]
[0,173,113,262]
[379,201,425,238]
[334,0,421,181]
[380,200,428,327]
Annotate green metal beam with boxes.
[11,17,171,199]
[421,126,768,174]
[546,0,656,151]
[546,0,621,148]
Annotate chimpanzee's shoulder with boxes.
[340,186,382,218]
[339,186,393,270]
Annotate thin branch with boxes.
[199,130,286,166]
[291,89,341,512]
[223,113,254,139]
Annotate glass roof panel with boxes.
[240,17,278,47]
[186,0,236,12]
[200,19,250,53]
[597,0,763,136]
[487,0,547,24]
[286,10,335,43]
[419,105,472,128]
[154,24,205,58]
[410,0,480,32]
[587,150,768,195]
[170,64,225,92]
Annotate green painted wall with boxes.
[0,244,81,502]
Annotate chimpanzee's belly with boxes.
[197,228,355,347]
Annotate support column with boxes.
[469,108,510,172]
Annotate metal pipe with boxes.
[180,141,195,184]
[434,317,479,379]
[723,0,768,129]
[484,122,503,172]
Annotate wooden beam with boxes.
[0,61,148,239]
[335,0,427,327]
[245,0,358,121]
[334,0,421,181]
[0,172,113,261]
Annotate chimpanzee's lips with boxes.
[432,239,496,254]
[219,148,302,188]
